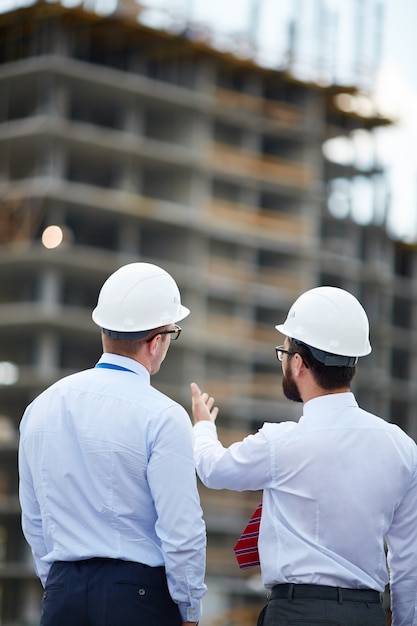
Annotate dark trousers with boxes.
[40,558,182,626]
[257,584,387,626]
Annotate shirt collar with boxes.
[302,392,358,421]
[97,353,150,384]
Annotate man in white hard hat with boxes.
[19,262,206,626]
[191,286,417,626]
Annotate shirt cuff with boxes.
[193,421,217,438]
[178,599,202,622]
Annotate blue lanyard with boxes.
[95,363,137,374]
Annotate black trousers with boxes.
[40,558,182,626]
[257,584,386,626]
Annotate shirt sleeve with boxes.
[147,404,207,623]
[193,420,273,491]
[18,422,50,586]
[386,456,417,626]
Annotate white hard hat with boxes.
[92,262,190,336]
[275,286,371,359]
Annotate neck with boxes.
[302,386,350,403]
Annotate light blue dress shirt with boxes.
[194,392,417,626]
[19,353,207,623]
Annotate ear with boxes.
[291,353,305,377]
[147,334,161,356]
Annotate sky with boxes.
[1,0,416,241]
[373,0,417,242]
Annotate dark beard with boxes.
[282,367,303,403]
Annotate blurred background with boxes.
[0,0,414,623]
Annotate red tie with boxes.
[233,502,262,569]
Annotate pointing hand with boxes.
[190,382,219,424]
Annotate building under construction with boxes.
[0,1,414,623]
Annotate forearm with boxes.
[389,580,417,626]
[19,449,49,584]
[164,541,206,622]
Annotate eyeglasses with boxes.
[275,345,295,362]
[146,325,182,343]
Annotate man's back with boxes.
[20,355,205,592]
[258,393,417,590]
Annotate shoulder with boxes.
[258,420,299,439]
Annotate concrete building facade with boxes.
[0,2,414,623]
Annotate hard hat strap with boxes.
[292,339,358,367]
[102,328,150,340]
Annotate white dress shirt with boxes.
[194,392,417,626]
[19,353,207,623]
